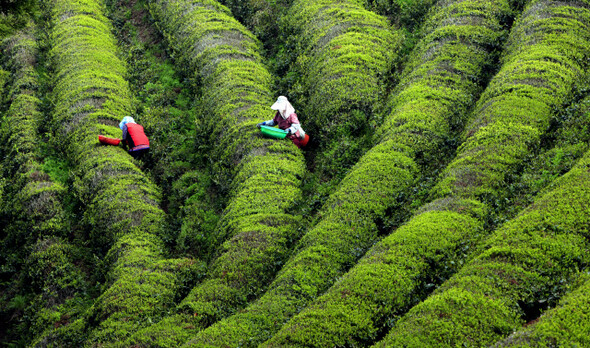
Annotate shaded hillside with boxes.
[1,0,589,346]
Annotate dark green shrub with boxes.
[495,272,590,347]
[364,0,438,29]
[0,0,38,38]
[219,0,292,53]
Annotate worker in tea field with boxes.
[119,116,150,159]
[257,96,309,148]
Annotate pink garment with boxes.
[272,111,302,140]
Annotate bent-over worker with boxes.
[257,96,309,148]
[119,116,150,159]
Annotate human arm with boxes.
[257,112,280,128]
[285,113,304,138]
[257,119,277,128]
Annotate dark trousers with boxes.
[129,148,149,160]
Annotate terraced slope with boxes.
[0,27,89,346]
[35,1,202,345]
[1,0,590,345]
[374,2,590,345]
[250,0,518,345]
[183,0,514,346]
[122,0,306,345]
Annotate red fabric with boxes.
[127,123,149,147]
[300,133,310,147]
[98,135,121,146]
[271,111,308,148]
[291,134,309,148]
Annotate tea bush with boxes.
[0,27,82,347]
[185,0,513,345]
[495,272,590,347]
[284,0,402,185]
[381,146,590,347]
[40,0,204,344]
[376,2,590,345]
[261,0,519,345]
[122,1,306,345]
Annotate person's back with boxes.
[126,123,149,148]
[120,116,150,159]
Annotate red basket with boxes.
[98,135,121,146]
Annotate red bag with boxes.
[300,134,310,147]
[98,135,121,146]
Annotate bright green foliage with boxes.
[498,92,590,223]
[264,203,484,347]
[496,272,590,347]
[285,0,401,183]
[2,0,590,344]
[373,2,590,345]
[184,0,512,345]
[261,0,517,345]
[381,147,590,347]
[40,0,202,344]
[0,30,63,244]
[124,313,201,347]
[0,27,87,347]
[120,1,306,345]
[23,238,90,341]
[427,0,590,203]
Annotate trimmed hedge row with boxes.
[431,0,590,200]
[375,2,590,345]
[285,0,401,182]
[24,237,90,344]
[265,85,590,345]
[381,146,590,347]
[184,0,513,346]
[260,0,517,345]
[40,0,203,345]
[496,272,590,347]
[501,91,590,224]
[0,91,68,249]
[122,0,306,345]
[0,28,87,347]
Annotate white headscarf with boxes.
[119,116,135,130]
[270,96,295,119]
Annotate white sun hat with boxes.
[270,96,295,119]
[119,116,135,130]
